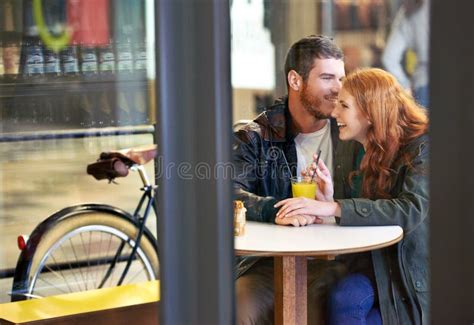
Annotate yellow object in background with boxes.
[405,48,418,77]
[33,0,71,52]
[0,281,159,324]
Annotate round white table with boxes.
[235,219,403,325]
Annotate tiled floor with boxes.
[0,132,157,303]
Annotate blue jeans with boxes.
[328,274,382,325]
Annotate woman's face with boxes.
[331,87,371,146]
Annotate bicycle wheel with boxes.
[11,204,159,301]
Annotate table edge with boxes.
[235,231,403,257]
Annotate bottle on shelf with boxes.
[43,47,61,76]
[0,0,5,79]
[42,0,65,77]
[114,0,135,76]
[134,41,147,72]
[2,38,21,78]
[130,1,148,124]
[132,0,147,73]
[79,44,99,75]
[21,36,45,77]
[0,39,4,79]
[60,40,80,75]
[2,0,22,79]
[2,0,23,126]
[90,2,115,128]
[21,0,45,78]
[113,0,151,127]
[40,0,62,122]
[115,38,133,75]
[58,37,81,127]
[98,40,116,75]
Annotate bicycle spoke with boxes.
[19,213,158,300]
[125,263,147,284]
[106,245,124,287]
[35,276,69,295]
[60,239,83,292]
[69,236,88,292]
[79,233,92,290]
[98,233,116,288]
[86,231,94,289]
[93,231,105,288]
[109,241,132,287]
[46,254,75,293]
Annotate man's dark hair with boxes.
[284,35,344,87]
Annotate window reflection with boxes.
[0,0,156,304]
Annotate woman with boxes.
[275,68,429,324]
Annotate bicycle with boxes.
[10,144,159,301]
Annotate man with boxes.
[233,35,360,324]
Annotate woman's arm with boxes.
[274,198,341,219]
[276,139,429,233]
[337,140,429,233]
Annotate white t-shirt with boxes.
[294,120,333,178]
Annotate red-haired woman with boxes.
[275,68,429,324]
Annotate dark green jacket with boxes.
[233,98,359,277]
[336,134,430,324]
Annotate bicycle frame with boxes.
[98,164,158,288]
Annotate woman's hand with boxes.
[274,197,341,219]
[302,157,334,202]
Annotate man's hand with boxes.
[274,214,323,227]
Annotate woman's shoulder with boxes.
[398,133,429,169]
[411,133,430,144]
[405,133,430,155]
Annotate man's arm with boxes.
[233,129,279,223]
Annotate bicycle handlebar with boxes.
[86,144,157,182]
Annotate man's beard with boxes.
[300,83,331,120]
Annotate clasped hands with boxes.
[274,156,335,227]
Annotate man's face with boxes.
[299,58,345,119]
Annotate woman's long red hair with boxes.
[343,68,429,199]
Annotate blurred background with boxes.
[0,0,429,303]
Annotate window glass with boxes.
[0,0,157,305]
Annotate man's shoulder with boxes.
[264,98,287,114]
[236,98,289,141]
[255,98,287,126]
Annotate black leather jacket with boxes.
[233,98,360,276]
[337,134,430,324]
